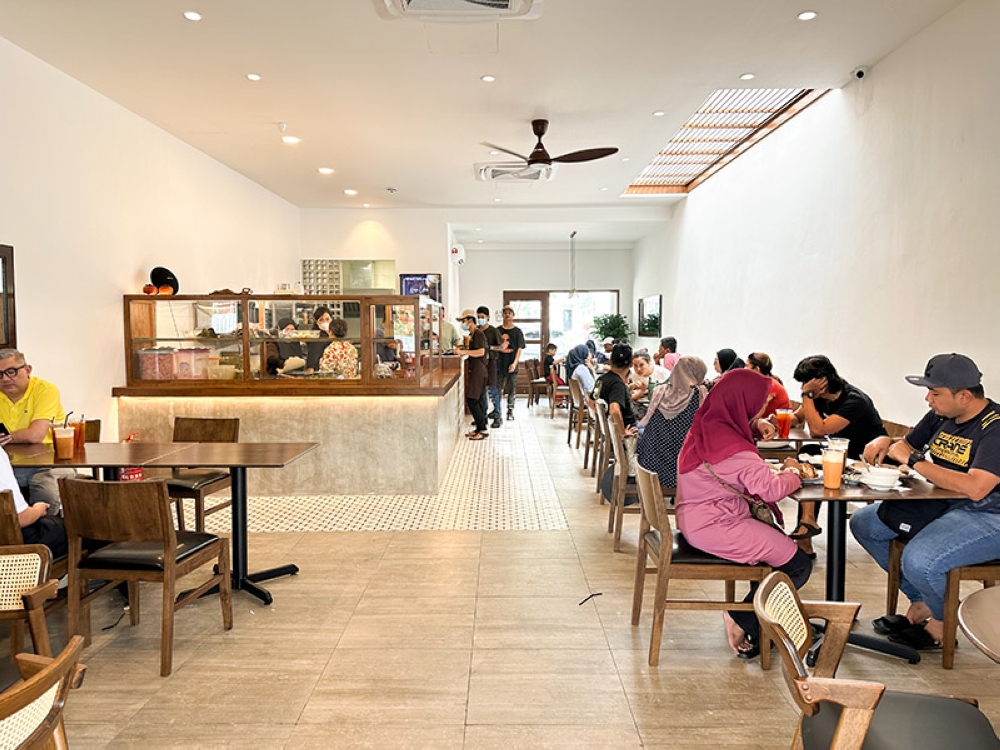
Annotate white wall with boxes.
[460,246,634,338]
[633,0,1000,426]
[0,37,301,436]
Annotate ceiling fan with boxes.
[482,119,618,167]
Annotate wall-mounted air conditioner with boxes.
[373,0,543,22]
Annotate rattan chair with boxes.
[755,571,1000,749]
[1,491,68,628]
[0,636,86,750]
[60,477,233,676]
[167,417,240,532]
[885,537,1000,669]
[632,466,771,666]
[0,544,58,659]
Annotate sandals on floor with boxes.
[735,636,760,660]
[789,521,823,540]
[467,432,489,441]
[888,624,943,650]
[872,614,911,636]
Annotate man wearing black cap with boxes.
[851,353,1000,649]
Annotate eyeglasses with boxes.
[0,364,27,380]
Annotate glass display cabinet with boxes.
[121,294,445,392]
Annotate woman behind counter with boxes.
[676,368,812,659]
[319,317,360,379]
[304,306,333,374]
[265,317,306,376]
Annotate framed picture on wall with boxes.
[638,294,661,338]
[0,245,16,349]
[399,273,442,302]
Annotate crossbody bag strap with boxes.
[702,462,757,505]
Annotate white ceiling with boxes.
[0,0,963,248]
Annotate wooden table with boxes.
[792,475,964,663]
[756,428,818,458]
[958,586,1000,663]
[6,441,318,605]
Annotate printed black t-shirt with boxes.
[496,325,525,369]
[813,382,887,459]
[594,370,636,428]
[480,325,501,385]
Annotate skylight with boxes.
[625,88,828,195]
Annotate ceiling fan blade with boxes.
[551,147,619,164]
[481,141,529,162]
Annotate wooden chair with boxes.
[592,399,612,499]
[632,466,771,666]
[59,477,233,676]
[0,636,86,750]
[582,396,598,471]
[886,538,1000,669]
[524,359,548,407]
[0,545,58,659]
[605,411,641,551]
[567,377,590,448]
[549,376,570,419]
[755,571,1000,749]
[1,491,68,624]
[167,417,240,532]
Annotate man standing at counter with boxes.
[496,305,525,423]
[0,349,76,515]
[477,306,503,429]
[454,311,490,441]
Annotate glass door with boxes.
[502,292,546,362]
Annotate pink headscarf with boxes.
[677,368,771,474]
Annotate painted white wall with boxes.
[632,0,1000,426]
[460,246,634,339]
[0,37,301,436]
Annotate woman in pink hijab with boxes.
[676,368,812,658]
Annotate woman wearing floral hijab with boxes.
[676,368,812,658]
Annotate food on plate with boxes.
[799,462,818,479]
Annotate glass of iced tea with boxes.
[822,448,846,489]
[774,409,794,439]
[52,427,76,460]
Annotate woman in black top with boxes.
[454,310,490,440]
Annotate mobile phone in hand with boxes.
[0,423,9,436]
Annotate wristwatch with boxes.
[907,450,925,469]
[801,391,815,400]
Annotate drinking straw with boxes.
[63,411,74,428]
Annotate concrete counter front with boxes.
[115,372,464,495]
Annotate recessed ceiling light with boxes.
[652,111,665,117]
[183,11,202,21]
[621,157,630,162]
[600,187,609,192]
[246,73,261,82]
[489,150,500,156]
[477,239,484,244]
[475,227,482,231]
[363,203,370,208]
[493,198,502,203]
[480,75,496,83]
[281,135,300,144]
[344,189,358,196]
[317,167,334,175]
[740,73,756,81]
[798,10,817,20]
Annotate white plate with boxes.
[758,440,792,449]
[860,479,900,492]
[801,471,824,485]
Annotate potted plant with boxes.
[592,313,633,343]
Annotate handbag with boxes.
[876,498,952,541]
[703,463,783,529]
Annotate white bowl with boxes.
[861,466,900,490]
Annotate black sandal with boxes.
[888,624,943,650]
[789,521,823,540]
[872,614,911,635]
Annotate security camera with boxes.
[851,66,869,81]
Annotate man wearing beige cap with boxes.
[852,353,1000,650]
[453,310,490,440]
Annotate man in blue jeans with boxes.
[495,305,524,421]
[851,353,1000,649]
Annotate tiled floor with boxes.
[5,401,1000,749]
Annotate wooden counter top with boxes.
[112,367,462,398]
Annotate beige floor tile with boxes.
[464,724,642,749]
[285,723,465,749]
[106,723,294,749]
[473,596,607,650]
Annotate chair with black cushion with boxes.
[755,570,1000,749]
[886,537,1000,669]
[0,544,58,659]
[0,636,86,750]
[167,417,240,532]
[632,465,771,666]
[59,477,233,676]
[605,411,641,552]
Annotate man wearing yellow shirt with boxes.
[0,349,75,515]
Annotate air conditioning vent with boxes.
[476,162,554,182]
[373,0,543,22]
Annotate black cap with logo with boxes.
[905,353,982,389]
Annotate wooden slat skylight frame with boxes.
[624,88,828,195]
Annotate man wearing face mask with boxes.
[305,306,333,374]
[454,310,490,440]
[477,306,504,428]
